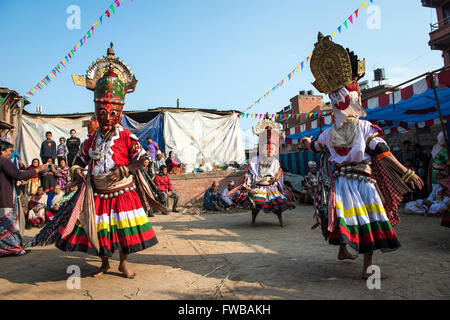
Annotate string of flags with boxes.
[22,0,135,101]
[237,110,334,120]
[243,0,374,113]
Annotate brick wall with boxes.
[170,170,244,207]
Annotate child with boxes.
[56,137,68,166]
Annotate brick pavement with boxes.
[0,206,449,300]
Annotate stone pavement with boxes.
[0,206,449,300]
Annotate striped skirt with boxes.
[328,177,401,254]
[252,184,295,213]
[56,190,158,257]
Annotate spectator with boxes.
[54,158,71,191]
[40,158,57,193]
[66,129,81,166]
[26,158,41,195]
[166,151,182,174]
[56,137,69,166]
[40,131,56,164]
[397,140,415,166]
[27,186,48,228]
[413,144,427,169]
[203,181,229,211]
[404,178,450,216]
[302,161,319,204]
[153,151,166,175]
[45,184,65,221]
[222,180,240,208]
[146,137,159,160]
[142,157,154,178]
[0,140,47,256]
[431,131,448,188]
[154,165,179,214]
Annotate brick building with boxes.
[276,90,331,154]
[422,0,450,66]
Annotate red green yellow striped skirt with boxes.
[252,184,295,213]
[56,190,157,257]
[327,177,400,254]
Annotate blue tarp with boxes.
[363,87,450,123]
[121,114,165,153]
[286,125,331,140]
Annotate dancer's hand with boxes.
[106,168,121,184]
[74,168,86,182]
[35,163,48,173]
[408,173,424,190]
[299,136,313,149]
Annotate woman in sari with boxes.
[0,140,46,256]
[430,131,448,188]
[55,158,71,191]
[27,187,48,228]
[166,151,182,174]
[26,158,41,195]
[40,158,57,193]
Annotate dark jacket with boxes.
[40,139,56,160]
[0,157,36,208]
[66,137,81,155]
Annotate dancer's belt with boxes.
[93,174,135,199]
[332,162,377,184]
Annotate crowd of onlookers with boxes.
[3,131,247,231]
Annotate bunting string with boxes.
[242,0,374,113]
[237,110,334,120]
[22,0,135,101]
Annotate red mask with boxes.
[93,68,125,133]
[95,104,122,132]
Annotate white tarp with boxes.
[163,111,245,168]
[19,114,90,165]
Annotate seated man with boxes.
[153,151,166,176]
[204,181,229,211]
[154,165,179,214]
[27,187,48,228]
[404,179,450,216]
[221,180,240,208]
[45,184,65,221]
[302,161,319,204]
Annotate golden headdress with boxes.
[310,32,353,94]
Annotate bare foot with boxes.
[119,264,136,279]
[92,264,110,278]
[338,252,358,260]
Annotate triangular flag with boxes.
[288,114,292,119]
[246,114,249,118]
[114,0,121,7]
[333,31,336,37]
[87,30,91,39]
[296,114,300,119]
[93,20,98,27]
[77,42,81,50]
[296,65,300,72]
[301,62,304,70]
[271,114,275,118]
[109,4,116,14]
[99,15,104,24]
[354,9,359,18]
[343,20,348,29]
[349,15,353,24]
[275,114,279,119]
[338,25,342,33]
[362,2,367,8]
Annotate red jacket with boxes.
[154,173,173,192]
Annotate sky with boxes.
[0,0,444,137]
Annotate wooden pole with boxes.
[429,72,450,168]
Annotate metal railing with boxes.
[430,15,450,31]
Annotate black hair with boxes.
[60,137,66,142]
[45,131,52,136]
[70,129,76,133]
[403,140,411,145]
[0,140,13,152]
[31,158,40,165]
[147,137,153,141]
[159,165,167,171]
